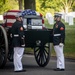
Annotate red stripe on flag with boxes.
[7,10,21,12]
[4,15,16,19]
[5,23,13,27]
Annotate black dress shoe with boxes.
[15,70,26,72]
[54,68,65,71]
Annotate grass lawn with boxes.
[25,18,75,58]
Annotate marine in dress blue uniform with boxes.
[53,14,65,71]
[11,12,25,72]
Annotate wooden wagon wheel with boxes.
[0,25,8,68]
[34,42,50,67]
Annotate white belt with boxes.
[14,35,19,37]
[54,34,61,36]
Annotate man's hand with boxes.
[21,44,25,47]
[21,37,25,47]
[59,43,64,47]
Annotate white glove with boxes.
[21,44,25,47]
[10,34,12,38]
[59,43,64,47]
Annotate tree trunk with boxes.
[3,0,5,4]
[24,0,36,10]
[65,6,68,13]
[18,0,23,10]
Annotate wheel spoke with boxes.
[40,52,45,65]
[44,45,49,48]
[43,49,47,61]
[36,49,40,58]
[35,47,40,53]
[44,49,48,54]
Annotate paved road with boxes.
[0,54,75,75]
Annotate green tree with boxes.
[36,0,62,15]
[72,1,75,11]
[36,0,75,16]
[0,0,18,14]
[60,0,75,13]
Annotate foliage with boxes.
[72,1,75,11]
[0,0,18,14]
[59,0,75,13]
[36,0,62,16]
[36,0,75,16]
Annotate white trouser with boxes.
[14,47,24,71]
[54,45,65,69]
